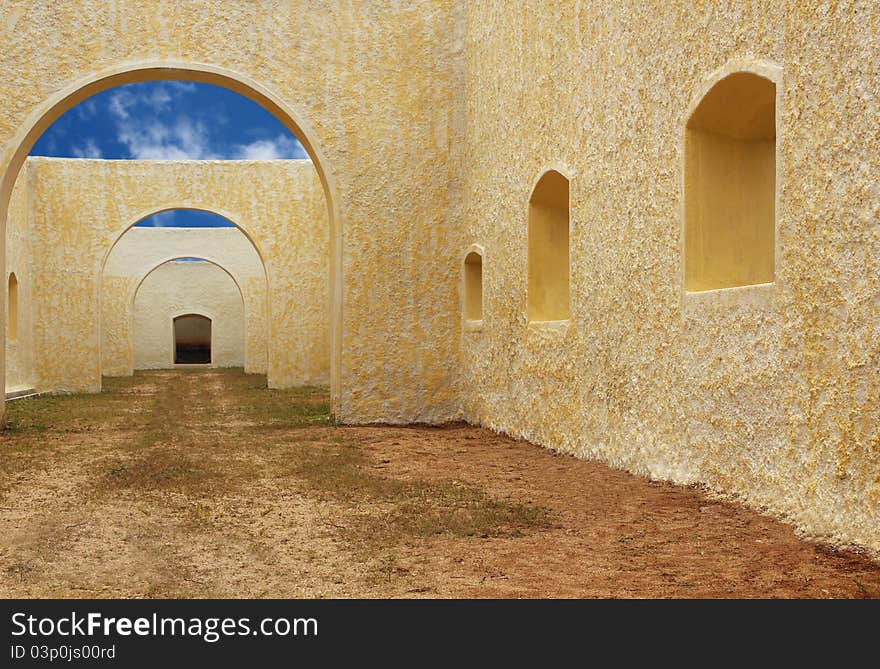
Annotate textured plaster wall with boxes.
[457,2,880,554]
[2,1,878,555]
[23,157,328,392]
[4,163,34,392]
[133,261,244,369]
[102,227,267,376]
[0,0,462,423]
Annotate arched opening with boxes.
[464,250,483,323]
[6,273,18,341]
[528,170,570,322]
[685,70,776,292]
[100,209,268,378]
[174,314,212,365]
[133,258,244,371]
[0,62,342,416]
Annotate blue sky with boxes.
[135,210,235,228]
[30,81,306,227]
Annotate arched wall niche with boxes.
[463,244,484,325]
[528,168,571,323]
[683,59,780,293]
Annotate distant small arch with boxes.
[100,206,269,280]
[101,213,262,377]
[7,273,18,341]
[528,168,570,322]
[130,256,246,316]
[131,259,243,371]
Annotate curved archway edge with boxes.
[0,61,343,415]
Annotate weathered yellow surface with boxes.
[22,157,328,392]
[457,2,880,554]
[1,2,878,555]
[99,276,136,377]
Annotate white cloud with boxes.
[232,134,306,160]
[71,139,103,159]
[116,117,219,160]
[145,86,172,111]
[108,90,133,120]
[108,84,175,122]
[76,99,98,120]
[140,211,177,227]
[105,82,303,161]
[165,81,197,94]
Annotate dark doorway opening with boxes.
[174,314,212,364]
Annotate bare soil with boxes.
[1,369,878,599]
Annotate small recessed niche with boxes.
[685,71,776,292]
[174,314,212,364]
[528,170,570,322]
[464,250,483,323]
[7,273,18,341]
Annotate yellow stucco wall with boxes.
[100,276,136,378]
[0,0,462,424]
[4,163,33,392]
[458,2,880,554]
[22,157,328,392]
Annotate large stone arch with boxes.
[133,258,243,370]
[0,4,463,426]
[0,62,342,415]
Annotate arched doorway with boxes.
[0,62,343,417]
[131,257,245,372]
[173,314,212,365]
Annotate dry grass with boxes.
[276,435,551,545]
[0,370,550,598]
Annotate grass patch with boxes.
[220,371,331,428]
[99,449,220,493]
[381,483,550,541]
[279,434,551,544]
[4,376,149,434]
